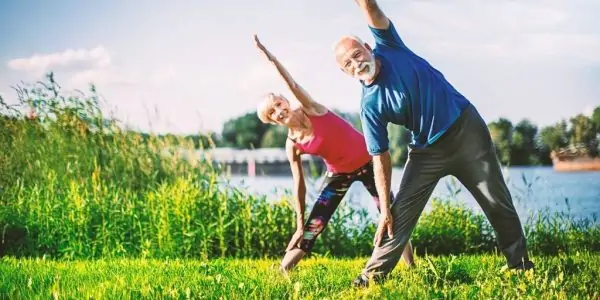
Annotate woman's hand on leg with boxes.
[286,226,305,252]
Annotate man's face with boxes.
[334,37,377,82]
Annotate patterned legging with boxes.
[298,160,389,252]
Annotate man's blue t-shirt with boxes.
[359,20,471,155]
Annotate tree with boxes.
[260,125,288,148]
[510,119,538,165]
[221,112,270,149]
[591,106,600,132]
[537,120,569,163]
[487,118,513,165]
[592,106,600,155]
[387,124,411,167]
[569,114,597,156]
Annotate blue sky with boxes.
[1,0,599,134]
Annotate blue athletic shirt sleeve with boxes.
[360,101,390,156]
[368,20,407,50]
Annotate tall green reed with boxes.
[0,73,598,260]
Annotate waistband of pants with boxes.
[409,103,475,153]
[326,160,372,177]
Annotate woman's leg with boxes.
[280,171,352,271]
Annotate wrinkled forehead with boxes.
[335,38,366,61]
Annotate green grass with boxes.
[2,253,599,299]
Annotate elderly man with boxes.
[333,0,534,287]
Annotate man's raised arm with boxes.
[355,0,390,30]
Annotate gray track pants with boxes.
[362,103,530,279]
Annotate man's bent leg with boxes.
[358,160,415,267]
[359,155,445,282]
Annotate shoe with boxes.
[352,274,369,288]
[505,260,535,271]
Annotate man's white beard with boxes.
[355,59,376,81]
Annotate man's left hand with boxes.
[374,209,393,247]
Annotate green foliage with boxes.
[221,112,270,149]
[260,125,288,148]
[411,200,496,255]
[2,254,599,298]
[592,106,600,131]
[1,75,599,262]
[179,132,220,149]
[569,114,599,156]
[511,119,538,165]
[488,118,513,165]
[569,114,596,145]
[387,124,411,167]
[538,120,570,165]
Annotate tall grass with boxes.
[0,74,599,260]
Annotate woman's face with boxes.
[265,94,292,125]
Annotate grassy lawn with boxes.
[2,253,598,299]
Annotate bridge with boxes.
[176,147,326,176]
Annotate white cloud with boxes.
[67,65,177,88]
[7,45,111,74]
[6,45,178,91]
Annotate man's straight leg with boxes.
[360,151,447,281]
[450,105,532,268]
[453,150,530,268]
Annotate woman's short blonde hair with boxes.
[256,92,287,124]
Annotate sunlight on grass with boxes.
[1,254,598,299]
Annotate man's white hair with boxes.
[332,35,366,51]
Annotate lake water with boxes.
[220,166,600,224]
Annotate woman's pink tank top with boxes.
[293,111,372,173]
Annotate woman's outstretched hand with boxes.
[254,34,276,62]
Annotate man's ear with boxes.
[364,43,372,52]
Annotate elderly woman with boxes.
[253,34,414,272]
